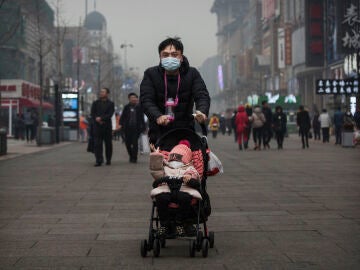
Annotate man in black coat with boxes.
[91,87,115,166]
[120,93,145,163]
[296,105,311,149]
[262,100,273,149]
[140,37,210,144]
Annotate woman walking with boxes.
[250,106,265,150]
[235,105,249,150]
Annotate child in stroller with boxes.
[150,139,201,237]
[141,128,214,258]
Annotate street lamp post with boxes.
[90,59,100,92]
[120,42,134,72]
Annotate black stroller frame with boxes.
[140,127,215,258]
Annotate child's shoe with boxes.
[176,225,185,237]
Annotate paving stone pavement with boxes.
[0,134,359,269]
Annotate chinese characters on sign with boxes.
[316,79,359,95]
[342,4,360,50]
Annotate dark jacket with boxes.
[333,111,344,128]
[91,99,115,129]
[120,103,145,135]
[262,106,273,127]
[273,111,287,133]
[297,110,311,132]
[312,113,320,130]
[354,111,360,129]
[140,56,210,142]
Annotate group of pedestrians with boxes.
[14,109,39,143]
[232,101,285,151]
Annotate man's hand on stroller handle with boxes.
[193,110,207,124]
[156,115,170,126]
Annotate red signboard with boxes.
[305,0,324,66]
[285,26,292,66]
[21,83,41,99]
[0,85,16,92]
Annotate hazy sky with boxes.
[58,0,218,73]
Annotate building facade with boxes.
[211,0,359,114]
[0,0,55,134]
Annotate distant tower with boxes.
[85,0,88,18]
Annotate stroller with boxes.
[140,127,214,258]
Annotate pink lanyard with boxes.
[164,72,180,106]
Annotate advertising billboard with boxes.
[62,92,79,129]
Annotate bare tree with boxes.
[33,0,54,146]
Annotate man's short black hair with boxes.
[158,37,184,55]
[102,87,110,94]
[262,100,268,105]
[128,92,138,99]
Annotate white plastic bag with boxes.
[139,134,150,154]
[207,151,223,176]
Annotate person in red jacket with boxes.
[235,105,249,150]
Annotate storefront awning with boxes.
[19,98,53,110]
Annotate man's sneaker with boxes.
[176,225,185,237]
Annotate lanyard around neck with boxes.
[164,72,180,106]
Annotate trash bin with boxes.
[37,127,55,145]
[342,131,354,147]
[0,128,7,156]
[62,126,70,141]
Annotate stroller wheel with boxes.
[153,239,161,257]
[201,239,209,258]
[209,231,215,248]
[196,231,203,251]
[160,238,166,248]
[140,239,148,257]
[189,239,196,257]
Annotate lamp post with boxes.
[120,42,134,72]
[90,59,100,92]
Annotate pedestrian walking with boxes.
[14,113,25,140]
[140,37,210,144]
[119,93,145,163]
[209,113,220,138]
[262,100,273,149]
[272,106,287,149]
[90,87,115,166]
[79,113,89,143]
[235,105,249,150]
[297,105,311,149]
[245,104,253,142]
[113,112,121,141]
[220,113,226,135]
[319,109,331,143]
[343,111,355,131]
[249,105,265,150]
[353,105,360,130]
[32,111,39,142]
[231,110,237,142]
[312,111,321,140]
[24,109,34,143]
[225,111,233,136]
[333,107,344,145]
